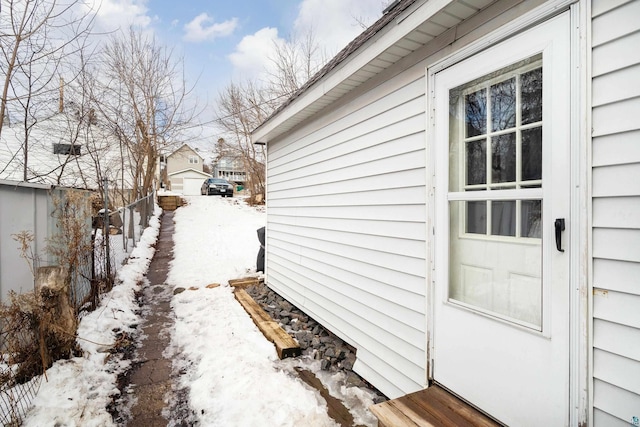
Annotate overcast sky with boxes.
[87,0,387,131]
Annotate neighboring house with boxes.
[165,144,209,195]
[0,180,91,303]
[213,156,247,184]
[252,1,639,426]
[0,113,132,191]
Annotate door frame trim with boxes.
[424,1,589,425]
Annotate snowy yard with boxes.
[22,195,378,426]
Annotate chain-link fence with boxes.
[112,192,156,267]
[90,192,156,307]
[0,322,42,427]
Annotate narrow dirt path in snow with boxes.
[125,211,188,426]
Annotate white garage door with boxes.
[183,178,205,196]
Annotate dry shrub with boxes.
[0,268,79,387]
[1,292,42,385]
[1,190,91,388]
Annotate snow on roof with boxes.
[168,143,204,159]
[0,113,133,190]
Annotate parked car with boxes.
[201,178,234,197]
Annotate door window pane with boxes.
[466,201,487,234]
[466,140,486,185]
[521,67,543,124]
[521,200,542,238]
[465,90,487,137]
[491,133,516,183]
[491,201,516,236]
[522,127,542,181]
[491,78,516,131]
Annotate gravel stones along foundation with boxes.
[245,281,387,405]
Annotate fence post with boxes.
[103,178,111,282]
[129,205,135,247]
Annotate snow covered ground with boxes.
[21,195,379,426]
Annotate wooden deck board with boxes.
[371,385,502,427]
[233,288,301,359]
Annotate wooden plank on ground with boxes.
[228,277,261,288]
[370,385,502,427]
[233,288,301,359]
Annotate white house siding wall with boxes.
[266,73,428,399]
[591,0,640,425]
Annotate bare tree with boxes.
[0,0,95,180]
[96,28,197,202]
[216,81,273,204]
[52,54,121,191]
[265,29,326,99]
[215,30,325,204]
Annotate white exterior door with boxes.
[432,13,571,426]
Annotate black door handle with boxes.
[554,218,565,252]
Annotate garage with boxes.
[183,178,205,196]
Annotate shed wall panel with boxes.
[266,68,427,398]
[0,185,50,301]
[591,2,640,423]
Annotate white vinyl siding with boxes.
[266,76,427,399]
[591,0,640,425]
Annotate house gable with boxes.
[166,144,204,176]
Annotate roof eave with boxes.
[251,0,454,144]
[168,168,211,177]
